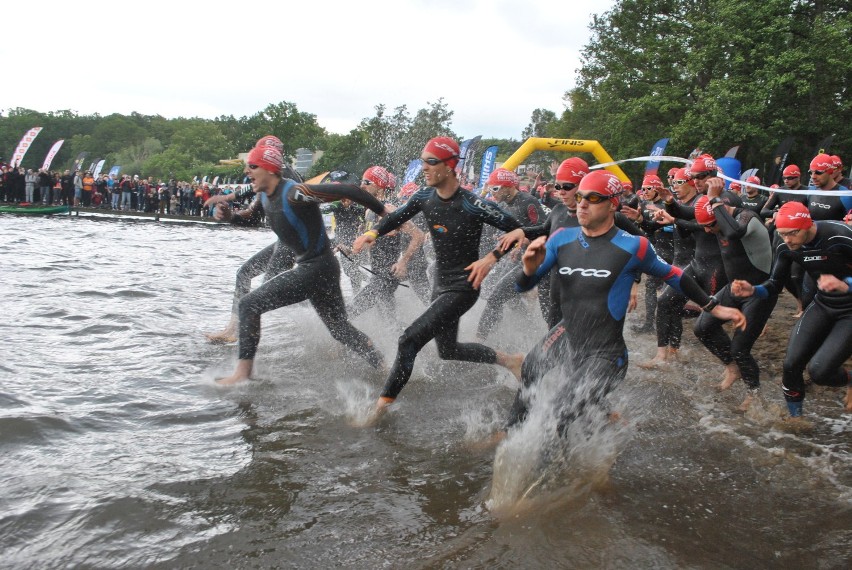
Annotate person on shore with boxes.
[213,141,387,385]
[352,136,525,422]
[691,185,775,410]
[475,167,546,340]
[807,153,851,221]
[504,170,746,437]
[348,165,425,323]
[731,202,852,417]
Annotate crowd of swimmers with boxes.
[203,134,851,442]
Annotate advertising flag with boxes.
[41,140,65,171]
[108,165,121,178]
[402,158,422,185]
[10,127,43,167]
[766,136,795,186]
[73,152,88,172]
[455,136,482,177]
[477,145,499,189]
[643,138,669,176]
[93,159,106,177]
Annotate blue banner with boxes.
[455,136,481,176]
[644,138,669,176]
[108,166,121,178]
[403,159,422,185]
[477,145,499,190]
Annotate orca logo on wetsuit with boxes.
[558,266,612,277]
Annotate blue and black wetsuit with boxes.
[236,180,386,367]
[752,221,852,415]
[371,186,521,400]
[693,206,775,390]
[507,224,713,434]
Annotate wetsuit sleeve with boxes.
[522,209,553,240]
[475,196,522,233]
[714,207,748,240]
[638,241,711,306]
[290,183,386,216]
[753,245,794,298]
[373,194,423,236]
[516,229,561,292]
[615,212,646,237]
[760,194,779,219]
[665,200,695,220]
[230,195,264,227]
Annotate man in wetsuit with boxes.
[353,137,525,421]
[732,202,852,417]
[740,176,768,217]
[348,165,424,323]
[691,185,776,410]
[476,167,546,340]
[807,153,852,222]
[505,170,746,436]
[213,142,387,385]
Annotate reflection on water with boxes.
[0,215,849,568]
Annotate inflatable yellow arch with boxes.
[501,138,629,182]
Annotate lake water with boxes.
[0,213,849,568]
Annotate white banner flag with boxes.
[41,139,65,171]
[93,159,106,177]
[11,127,43,167]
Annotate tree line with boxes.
[1,0,847,186]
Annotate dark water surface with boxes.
[0,214,849,569]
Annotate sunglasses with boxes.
[574,192,611,204]
[489,186,506,193]
[247,164,260,170]
[777,228,802,238]
[808,170,826,176]
[553,183,576,191]
[361,179,374,186]
[690,171,713,180]
[673,179,688,185]
[641,186,657,192]
[421,156,455,166]
[783,175,799,180]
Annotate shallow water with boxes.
[0,214,849,569]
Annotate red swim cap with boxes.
[831,155,843,170]
[362,165,394,189]
[782,165,800,177]
[694,195,716,225]
[487,168,519,188]
[398,182,418,199]
[621,180,634,192]
[730,181,742,192]
[577,170,623,205]
[667,167,679,178]
[746,175,761,185]
[642,174,663,189]
[256,135,284,153]
[775,202,813,230]
[423,137,460,169]
[688,154,717,176]
[247,145,283,174]
[810,153,835,174]
[555,157,589,184]
[674,167,696,187]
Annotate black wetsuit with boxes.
[807,185,852,221]
[656,195,727,350]
[324,201,366,292]
[236,180,385,367]
[752,221,852,415]
[507,225,713,435]
[740,192,768,218]
[371,185,521,399]
[635,197,675,330]
[693,206,775,390]
[477,191,546,339]
[349,202,405,322]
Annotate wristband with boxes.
[701,295,719,312]
[491,248,504,260]
[709,197,722,206]
[363,229,379,240]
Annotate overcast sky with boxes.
[2,0,615,140]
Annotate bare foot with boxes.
[205,331,237,344]
[737,391,758,412]
[638,357,669,370]
[717,364,741,391]
[844,386,852,413]
[215,359,253,386]
[497,352,524,382]
[352,397,394,427]
[467,430,507,453]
